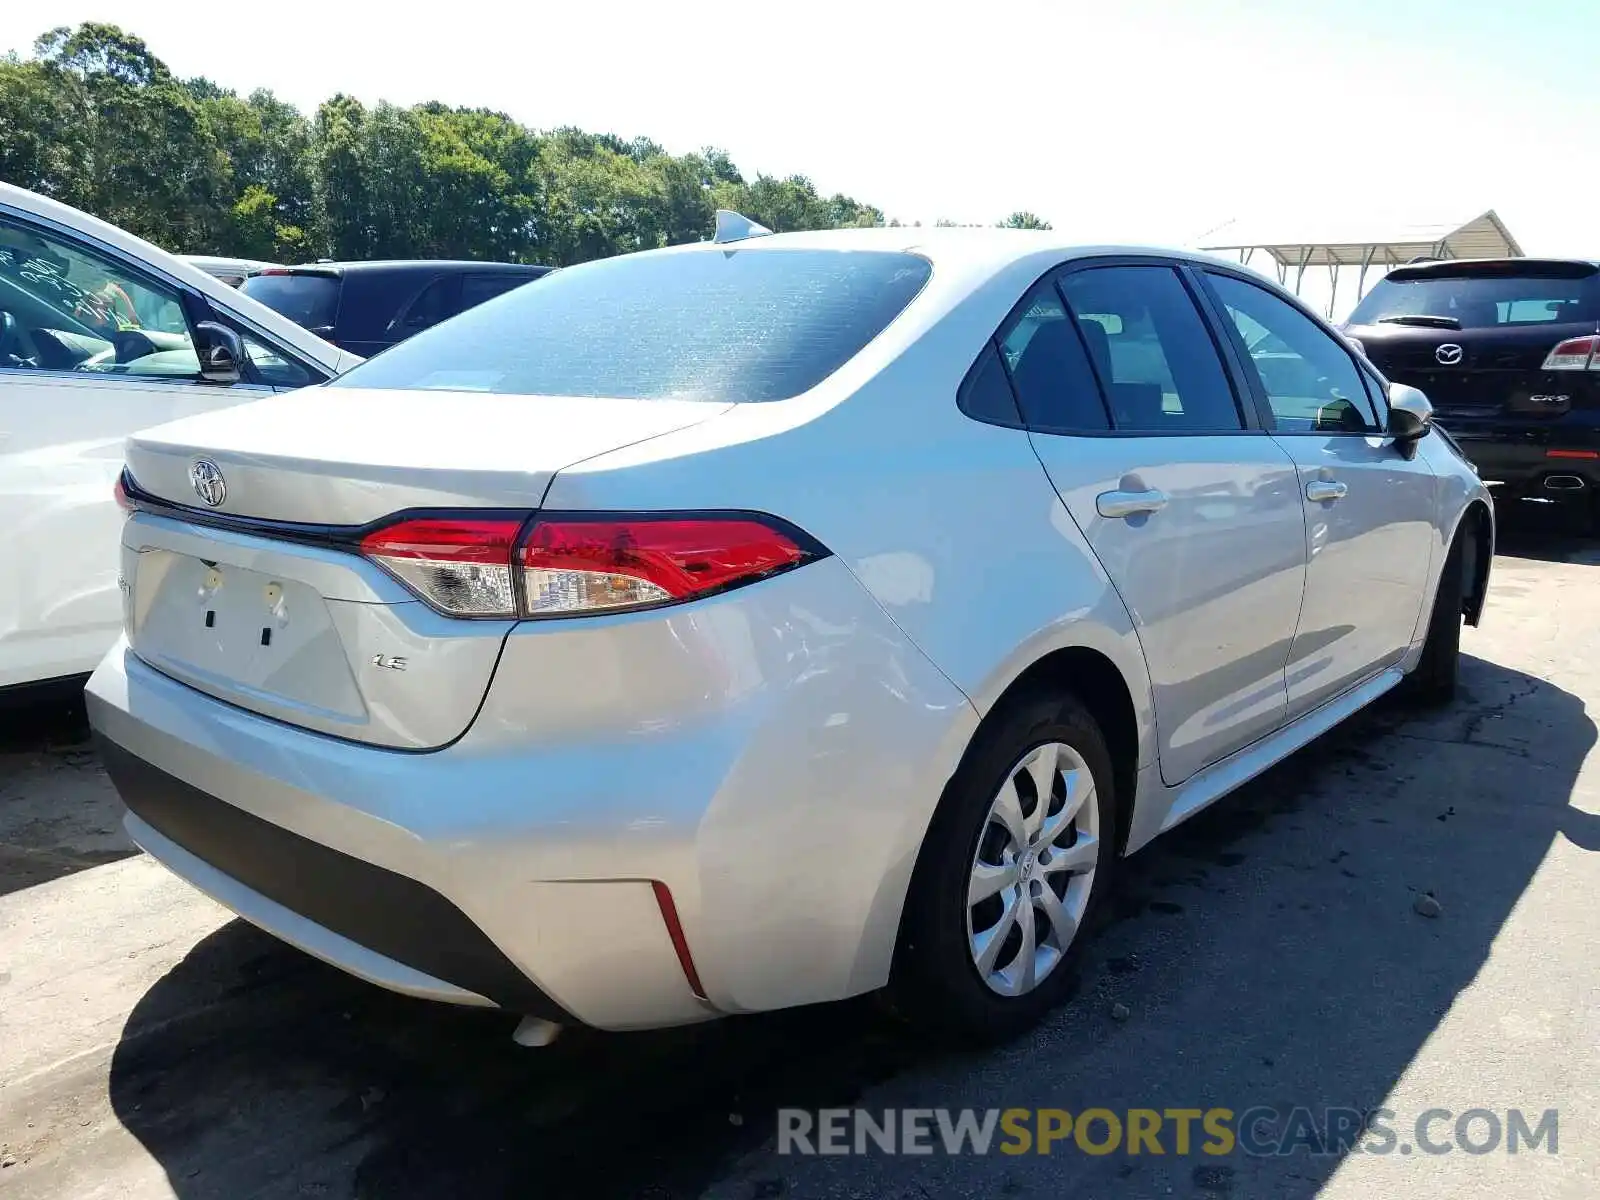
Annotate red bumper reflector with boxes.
[651,881,707,1000]
[1546,449,1599,459]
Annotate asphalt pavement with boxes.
[1,499,1596,1199]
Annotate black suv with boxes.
[240,260,552,357]
[1344,258,1600,511]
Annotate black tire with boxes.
[1408,524,1468,706]
[888,688,1116,1045]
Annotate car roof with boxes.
[182,254,277,272]
[1385,257,1600,281]
[614,225,1248,276]
[280,260,552,274]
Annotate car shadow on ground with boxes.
[102,643,1600,1200]
[0,681,135,898]
[1492,492,1600,564]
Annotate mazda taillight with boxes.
[359,512,822,619]
[1542,335,1600,371]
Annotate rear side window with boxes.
[958,342,1023,425]
[460,273,536,309]
[996,281,1109,430]
[241,273,340,331]
[394,275,456,333]
[1058,266,1243,432]
[332,248,931,402]
[1348,270,1600,329]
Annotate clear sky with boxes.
[1,0,1591,259]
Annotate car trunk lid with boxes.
[119,388,729,748]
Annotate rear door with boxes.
[0,208,278,687]
[1018,259,1307,785]
[1203,268,1436,716]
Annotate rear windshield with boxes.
[329,247,932,402]
[1348,272,1600,329]
[241,273,341,330]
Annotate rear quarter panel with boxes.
[540,253,1157,754]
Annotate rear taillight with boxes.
[519,517,812,615]
[1542,335,1600,371]
[359,512,822,619]
[113,473,133,512]
[360,517,526,617]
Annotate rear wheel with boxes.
[890,689,1115,1044]
[1408,524,1468,705]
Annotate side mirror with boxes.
[1387,383,1433,451]
[195,321,243,385]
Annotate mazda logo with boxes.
[1435,343,1464,366]
[189,458,227,507]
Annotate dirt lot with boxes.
[1,502,1597,1200]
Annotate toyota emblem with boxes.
[1435,343,1464,366]
[189,458,227,507]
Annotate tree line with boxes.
[0,24,1051,268]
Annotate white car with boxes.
[179,255,279,288]
[88,219,1492,1044]
[0,183,358,693]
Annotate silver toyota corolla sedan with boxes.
[88,219,1492,1045]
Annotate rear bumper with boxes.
[100,738,565,1016]
[86,557,978,1029]
[1438,417,1600,491]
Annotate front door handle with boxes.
[1096,488,1169,518]
[1305,479,1349,503]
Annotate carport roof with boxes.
[1197,210,1524,268]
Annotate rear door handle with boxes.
[1096,488,1169,518]
[1305,480,1349,503]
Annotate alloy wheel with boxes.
[965,741,1099,997]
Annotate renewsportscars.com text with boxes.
[777,1106,1559,1158]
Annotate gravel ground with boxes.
[1,501,1596,1199]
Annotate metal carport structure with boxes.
[1197,211,1524,318]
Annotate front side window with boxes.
[0,215,197,378]
[1057,265,1243,432]
[332,247,932,403]
[1207,272,1380,434]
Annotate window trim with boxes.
[954,254,1274,438]
[1193,264,1384,438]
[0,201,328,389]
[1051,255,1263,437]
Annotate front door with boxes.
[1010,262,1308,785]
[1200,270,1436,716]
[0,212,274,686]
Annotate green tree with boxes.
[999,211,1052,230]
[1,22,1040,268]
